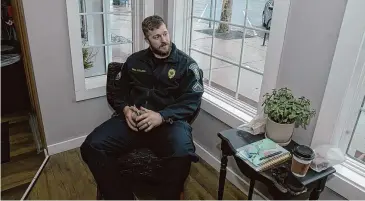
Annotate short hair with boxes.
[142,15,165,37]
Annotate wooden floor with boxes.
[27,149,247,200]
[1,113,45,200]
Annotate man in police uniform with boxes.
[80,15,204,199]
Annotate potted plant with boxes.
[82,41,98,70]
[262,88,316,145]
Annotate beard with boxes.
[149,42,172,57]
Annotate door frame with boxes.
[10,0,47,149]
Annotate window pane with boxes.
[208,58,261,107]
[108,0,132,12]
[79,0,103,13]
[215,0,245,25]
[240,28,267,73]
[193,0,215,20]
[191,50,228,81]
[235,65,262,106]
[209,59,239,94]
[80,13,132,46]
[347,98,365,164]
[191,19,213,54]
[107,12,133,44]
[213,23,244,65]
[83,46,106,78]
[248,0,272,28]
[80,15,105,45]
[108,44,132,64]
[193,0,252,25]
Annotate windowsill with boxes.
[75,75,107,101]
[201,86,256,128]
[85,75,106,90]
[327,161,365,199]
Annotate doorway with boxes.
[1,0,47,199]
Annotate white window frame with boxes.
[168,0,291,127]
[66,0,154,101]
[311,0,365,199]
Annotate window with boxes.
[171,0,291,126]
[66,0,152,101]
[79,0,133,78]
[188,0,272,108]
[346,97,365,165]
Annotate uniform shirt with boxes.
[115,43,204,123]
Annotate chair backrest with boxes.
[106,62,202,124]
[106,62,124,112]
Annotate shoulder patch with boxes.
[188,63,201,80]
[192,82,204,92]
[115,71,122,80]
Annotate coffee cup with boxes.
[291,145,315,177]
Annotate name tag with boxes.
[131,68,146,73]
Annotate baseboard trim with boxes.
[193,140,269,200]
[47,135,87,155]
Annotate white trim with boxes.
[343,157,365,178]
[258,0,291,112]
[84,42,134,49]
[201,91,254,128]
[79,11,132,15]
[327,163,365,200]
[133,0,146,51]
[311,0,365,199]
[191,16,270,33]
[194,140,269,200]
[169,0,191,52]
[47,135,88,155]
[66,0,85,98]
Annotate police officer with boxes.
[80,15,204,200]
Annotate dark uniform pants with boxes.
[80,116,197,200]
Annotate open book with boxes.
[236,138,291,172]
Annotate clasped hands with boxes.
[123,106,163,132]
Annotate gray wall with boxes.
[154,0,165,19]
[23,0,113,146]
[276,0,347,145]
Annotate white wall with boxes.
[23,0,113,149]
[276,0,347,145]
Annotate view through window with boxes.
[347,96,365,164]
[189,0,273,107]
[79,0,133,78]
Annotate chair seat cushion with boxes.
[117,148,164,198]
[117,148,163,180]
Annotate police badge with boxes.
[168,68,176,79]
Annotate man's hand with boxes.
[136,107,163,132]
[123,106,138,131]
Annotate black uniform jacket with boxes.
[114,43,204,123]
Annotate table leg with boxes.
[248,179,255,200]
[218,154,228,200]
[309,176,327,200]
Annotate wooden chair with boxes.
[96,62,201,199]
